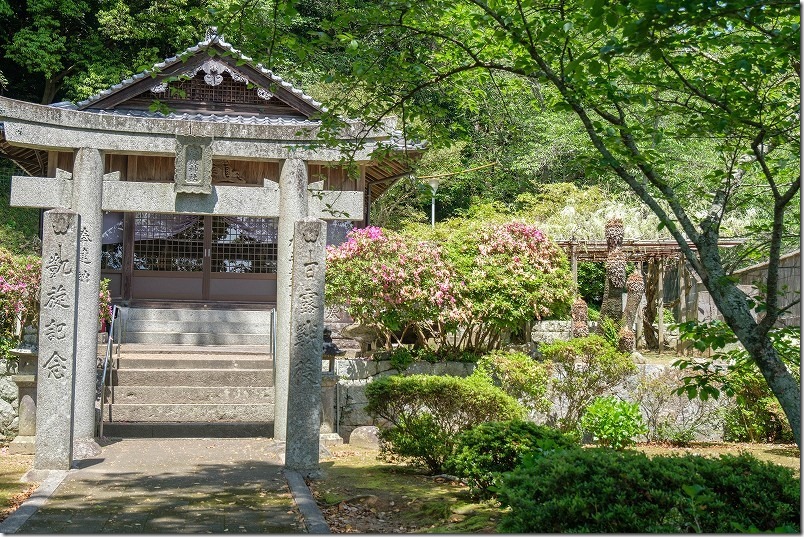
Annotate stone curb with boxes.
[0,470,69,534]
[284,469,330,534]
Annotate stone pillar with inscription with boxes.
[285,218,327,475]
[34,209,80,471]
[71,147,104,458]
[274,158,309,441]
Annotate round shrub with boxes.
[364,374,524,473]
[471,350,552,412]
[580,396,647,449]
[445,420,577,499]
[539,335,636,432]
[497,448,800,533]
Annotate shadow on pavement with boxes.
[12,438,305,534]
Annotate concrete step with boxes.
[111,368,273,387]
[123,308,273,323]
[116,354,272,370]
[101,421,274,438]
[108,385,274,404]
[122,332,271,346]
[106,403,274,422]
[125,319,271,335]
[117,344,271,356]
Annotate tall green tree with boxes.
[0,0,215,103]
[293,0,801,443]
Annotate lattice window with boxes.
[100,212,124,270]
[210,216,277,274]
[170,74,266,105]
[133,213,204,271]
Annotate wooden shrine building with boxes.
[0,29,421,307]
[0,30,422,460]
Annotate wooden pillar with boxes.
[570,241,578,292]
[635,261,644,348]
[677,256,687,355]
[657,259,665,355]
[121,213,135,302]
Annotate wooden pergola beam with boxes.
[556,238,746,263]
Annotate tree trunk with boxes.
[699,248,801,447]
[642,261,659,349]
[41,78,59,105]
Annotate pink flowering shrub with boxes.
[0,248,41,352]
[326,220,573,353]
[0,247,113,355]
[326,227,460,347]
[441,220,572,350]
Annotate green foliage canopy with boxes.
[294,0,801,445]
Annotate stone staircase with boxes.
[102,344,274,438]
[101,306,275,438]
[118,307,273,346]
[326,319,362,354]
[323,308,363,355]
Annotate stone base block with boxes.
[9,436,35,455]
[348,425,380,449]
[21,468,67,483]
[319,433,343,447]
[73,438,102,460]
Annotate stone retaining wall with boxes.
[0,359,19,440]
[332,357,726,444]
[333,359,476,442]
[530,320,598,344]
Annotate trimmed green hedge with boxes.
[445,420,577,498]
[364,374,524,473]
[497,447,800,533]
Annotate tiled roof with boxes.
[47,105,426,149]
[80,108,325,127]
[75,30,325,112]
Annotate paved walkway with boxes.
[0,438,325,534]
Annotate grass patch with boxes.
[635,442,800,477]
[312,445,502,533]
[0,451,35,522]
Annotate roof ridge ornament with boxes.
[205,26,221,42]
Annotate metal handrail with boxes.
[97,304,120,439]
[270,307,276,367]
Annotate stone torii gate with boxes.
[0,93,391,475]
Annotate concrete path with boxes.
[1,438,324,534]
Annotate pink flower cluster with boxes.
[326,227,461,324]
[0,251,42,338]
[0,276,28,314]
[476,221,561,272]
[326,226,386,262]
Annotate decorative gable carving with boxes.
[77,33,320,118]
[146,67,275,107]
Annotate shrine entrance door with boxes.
[124,213,278,303]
